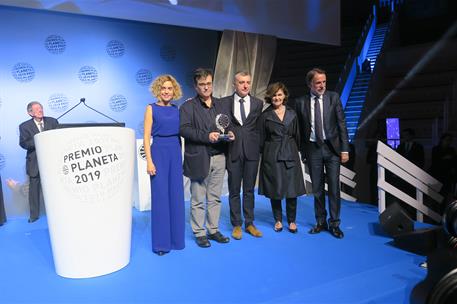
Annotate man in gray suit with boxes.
[294,68,349,239]
[180,68,234,248]
[19,101,59,223]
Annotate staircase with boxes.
[345,23,388,141]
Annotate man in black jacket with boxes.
[221,71,263,240]
[180,68,233,248]
[19,101,58,223]
[295,68,349,239]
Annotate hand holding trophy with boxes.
[215,114,233,141]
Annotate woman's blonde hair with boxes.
[149,74,182,100]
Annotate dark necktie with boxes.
[239,98,247,124]
[314,96,324,145]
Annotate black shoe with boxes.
[308,224,328,234]
[329,226,344,239]
[155,251,169,256]
[208,231,230,243]
[195,236,211,248]
[28,218,38,223]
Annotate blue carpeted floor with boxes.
[0,195,427,303]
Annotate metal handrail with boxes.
[335,13,375,94]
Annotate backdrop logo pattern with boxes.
[0,153,5,171]
[136,69,153,86]
[0,96,2,109]
[45,35,66,54]
[160,45,176,62]
[78,66,98,84]
[48,93,70,112]
[106,40,125,58]
[138,144,146,160]
[109,94,128,112]
[12,62,35,82]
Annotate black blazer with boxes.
[396,141,424,168]
[19,117,59,177]
[294,91,349,156]
[220,94,263,162]
[180,96,228,180]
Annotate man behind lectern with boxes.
[19,101,58,223]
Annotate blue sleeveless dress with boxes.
[150,103,185,253]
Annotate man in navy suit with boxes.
[221,71,263,240]
[294,68,349,239]
[19,101,58,223]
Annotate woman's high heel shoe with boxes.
[274,221,283,232]
[288,223,298,233]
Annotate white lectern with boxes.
[35,127,135,279]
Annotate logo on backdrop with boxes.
[60,133,125,203]
[106,40,125,58]
[160,44,176,62]
[0,153,5,171]
[136,69,153,86]
[138,144,146,160]
[78,66,98,84]
[0,96,2,109]
[109,94,127,112]
[45,35,66,54]
[48,93,70,113]
[12,62,35,83]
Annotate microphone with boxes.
[80,98,86,103]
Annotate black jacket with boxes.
[258,106,305,199]
[294,91,349,156]
[219,94,263,163]
[180,96,228,180]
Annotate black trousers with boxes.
[227,156,259,227]
[306,142,341,227]
[270,198,297,223]
[28,175,41,220]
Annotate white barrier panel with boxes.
[134,139,150,211]
[35,127,135,279]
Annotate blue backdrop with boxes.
[0,6,218,216]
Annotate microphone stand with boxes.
[57,98,120,123]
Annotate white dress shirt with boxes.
[34,119,44,132]
[234,94,251,126]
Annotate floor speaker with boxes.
[379,202,414,237]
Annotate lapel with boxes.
[303,94,311,127]
[245,95,257,122]
[322,92,331,130]
[283,107,294,127]
[193,96,211,125]
[30,118,40,133]
[229,94,240,126]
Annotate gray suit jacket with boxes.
[19,117,59,177]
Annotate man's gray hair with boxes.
[26,101,42,113]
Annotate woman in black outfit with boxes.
[258,82,306,233]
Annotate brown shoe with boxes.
[246,224,263,237]
[232,226,242,240]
